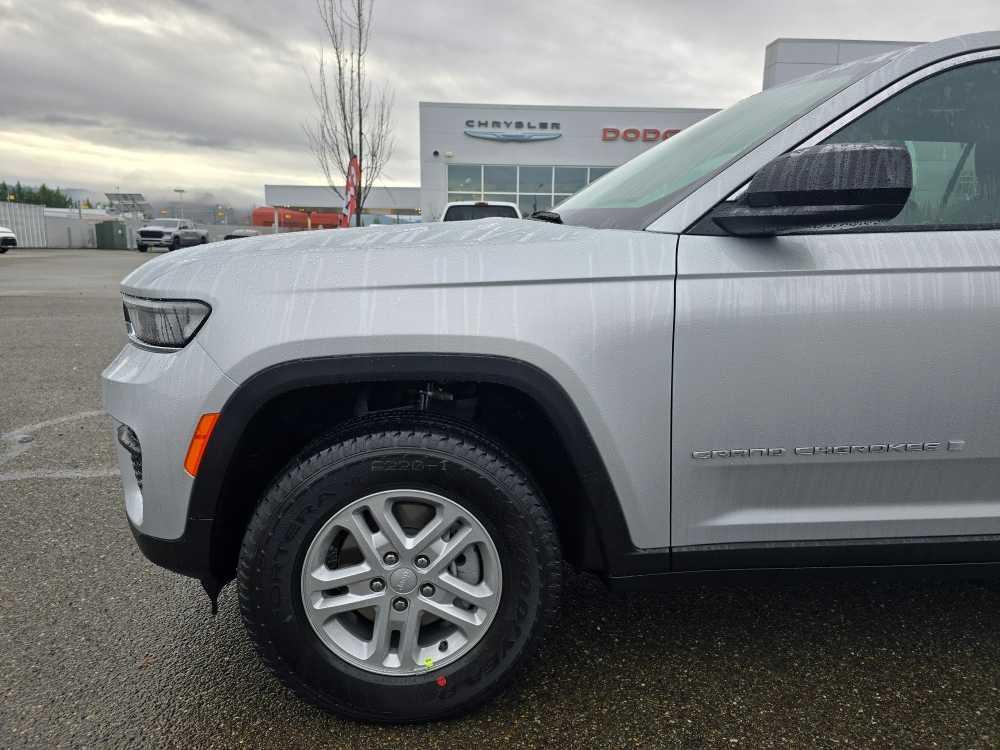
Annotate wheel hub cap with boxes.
[389,567,417,594]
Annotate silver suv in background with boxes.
[103,32,1000,723]
[136,218,209,252]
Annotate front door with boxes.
[671,56,1000,559]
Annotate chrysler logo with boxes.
[463,119,562,143]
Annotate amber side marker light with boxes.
[184,413,220,476]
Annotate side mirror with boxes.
[712,143,912,237]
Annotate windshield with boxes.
[443,204,519,221]
[556,56,894,230]
[149,219,181,228]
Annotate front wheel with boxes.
[238,421,562,722]
[137,244,148,253]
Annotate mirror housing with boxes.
[712,143,912,237]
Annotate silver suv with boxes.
[136,218,209,252]
[102,32,1000,722]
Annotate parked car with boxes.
[0,225,17,252]
[223,228,260,241]
[136,218,209,252]
[103,31,1000,723]
[440,200,520,221]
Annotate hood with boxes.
[0,226,14,234]
[120,218,656,301]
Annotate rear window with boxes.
[443,204,519,221]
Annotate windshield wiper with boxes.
[528,210,563,224]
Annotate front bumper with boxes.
[102,340,237,542]
[129,515,215,581]
[137,235,174,247]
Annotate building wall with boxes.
[418,102,718,220]
[0,203,47,247]
[763,38,920,89]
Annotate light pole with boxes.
[173,188,186,219]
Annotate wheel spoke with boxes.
[368,602,394,665]
[425,523,485,576]
[304,590,383,628]
[304,562,373,593]
[396,607,423,668]
[371,495,410,553]
[434,570,497,607]
[367,601,422,668]
[409,503,460,554]
[338,510,382,566]
[421,597,488,634]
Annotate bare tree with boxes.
[304,0,395,226]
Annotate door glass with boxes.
[824,59,1000,228]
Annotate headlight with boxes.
[122,294,211,349]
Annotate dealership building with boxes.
[266,38,917,221]
[417,102,717,220]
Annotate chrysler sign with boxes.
[464,119,562,143]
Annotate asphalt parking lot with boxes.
[4,247,1000,748]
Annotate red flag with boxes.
[341,156,361,227]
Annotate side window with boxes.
[824,58,1000,229]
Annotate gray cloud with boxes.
[1,0,998,202]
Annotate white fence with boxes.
[0,203,47,247]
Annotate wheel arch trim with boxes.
[189,353,651,577]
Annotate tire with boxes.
[200,236,208,244]
[170,237,180,252]
[0,247,7,254]
[137,244,148,253]
[238,419,562,722]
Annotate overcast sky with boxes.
[1,0,998,206]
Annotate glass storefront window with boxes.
[448,165,482,192]
[588,167,613,183]
[518,194,552,216]
[445,164,609,217]
[554,167,588,194]
[519,166,553,194]
[484,166,517,193]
